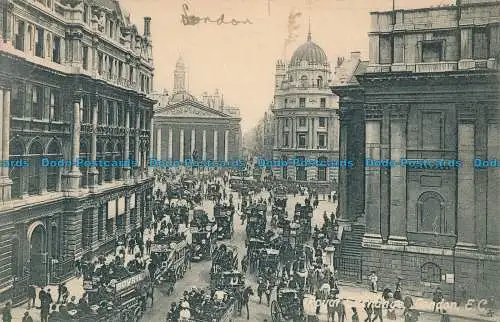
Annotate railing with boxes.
[53,258,76,283]
[333,255,363,282]
[415,62,458,73]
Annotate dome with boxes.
[290,32,327,66]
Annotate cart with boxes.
[271,288,304,322]
[214,205,234,240]
[258,248,280,279]
[191,224,217,262]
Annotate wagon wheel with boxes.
[271,300,282,322]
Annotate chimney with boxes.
[144,17,151,37]
[350,51,361,60]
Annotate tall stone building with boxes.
[0,0,155,303]
[271,29,340,191]
[153,58,242,163]
[332,0,500,299]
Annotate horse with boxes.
[239,286,254,320]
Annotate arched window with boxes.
[28,141,43,195]
[317,76,323,87]
[104,141,113,181]
[281,155,288,180]
[296,156,307,181]
[46,140,61,192]
[317,157,327,181]
[114,143,122,180]
[80,140,89,188]
[421,262,441,283]
[417,192,445,233]
[300,75,308,87]
[97,141,104,184]
[9,140,24,199]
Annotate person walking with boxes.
[433,287,443,313]
[21,311,33,322]
[27,284,36,309]
[351,307,359,322]
[2,303,12,322]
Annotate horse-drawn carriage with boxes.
[207,183,220,200]
[78,269,151,322]
[150,235,189,281]
[257,248,280,279]
[271,288,304,322]
[294,202,313,241]
[246,205,267,241]
[191,224,218,262]
[214,204,234,240]
[212,245,239,275]
[210,270,245,292]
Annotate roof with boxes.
[155,99,235,119]
[290,33,328,66]
[347,61,369,85]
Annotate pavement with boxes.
[10,186,498,322]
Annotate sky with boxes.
[120,0,454,132]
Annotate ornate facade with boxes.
[152,58,242,164]
[271,30,340,191]
[0,0,155,303]
[332,0,500,299]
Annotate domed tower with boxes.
[169,57,195,104]
[271,27,340,188]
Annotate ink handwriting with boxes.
[181,3,253,26]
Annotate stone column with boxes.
[288,118,292,148]
[224,130,229,162]
[292,117,296,148]
[191,129,196,155]
[308,118,313,148]
[276,118,281,147]
[66,97,82,191]
[168,127,173,160]
[379,109,391,241]
[487,123,500,249]
[0,89,12,201]
[135,110,141,173]
[202,130,207,160]
[474,105,488,250]
[363,120,382,243]
[456,121,476,250]
[388,105,408,245]
[274,118,278,149]
[213,130,218,161]
[179,129,184,161]
[312,117,317,148]
[123,109,130,182]
[156,128,161,159]
[89,97,99,190]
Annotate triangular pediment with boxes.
[155,100,232,119]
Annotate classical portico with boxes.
[153,100,240,163]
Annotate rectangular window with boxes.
[118,61,123,79]
[35,27,44,57]
[318,134,326,148]
[299,117,306,127]
[284,98,287,108]
[284,119,289,127]
[32,85,43,119]
[283,134,289,147]
[299,98,306,108]
[98,53,103,75]
[298,134,307,148]
[319,117,326,128]
[473,28,488,60]
[11,82,23,117]
[129,66,134,82]
[108,57,113,77]
[82,46,88,70]
[52,36,61,63]
[49,89,60,121]
[83,4,89,23]
[320,98,326,108]
[421,41,443,63]
[14,20,25,51]
[379,35,393,64]
[109,21,114,38]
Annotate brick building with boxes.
[152,58,242,164]
[331,0,500,299]
[0,0,155,304]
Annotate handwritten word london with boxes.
[181,3,252,26]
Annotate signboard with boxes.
[107,199,116,219]
[115,271,148,292]
[151,244,170,252]
[446,274,455,284]
[130,193,136,209]
[118,197,126,215]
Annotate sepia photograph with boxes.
[0,0,499,321]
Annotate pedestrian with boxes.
[257,279,265,304]
[369,271,378,292]
[440,310,450,322]
[57,283,68,304]
[265,281,272,306]
[351,307,359,322]
[27,284,36,309]
[363,302,373,322]
[21,311,33,322]
[2,303,12,322]
[372,299,383,322]
[394,277,402,301]
[146,239,152,255]
[433,287,443,312]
